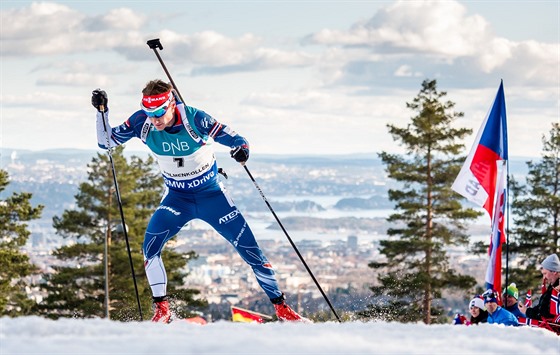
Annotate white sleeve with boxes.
[96,109,119,149]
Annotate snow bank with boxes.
[1,316,557,354]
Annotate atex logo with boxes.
[219,209,240,224]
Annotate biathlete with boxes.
[92,79,304,323]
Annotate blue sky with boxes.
[1,1,558,158]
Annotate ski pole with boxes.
[145,38,342,322]
[241,163,342,322]
[100,106,144,321]
[146,39,186,103]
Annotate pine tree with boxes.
[39,147,206,320]
[508,122,560,292]
[0,169,43,316]
[365,79,481,324]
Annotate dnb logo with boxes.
[219,209,240,224]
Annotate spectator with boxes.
[518,253,560,320]
[503,283,526,318]
[468,296,488,325]
[484,290,519,326]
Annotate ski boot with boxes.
[271,294,309,322]
[151,296,172,323]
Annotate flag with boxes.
[517,316,542,327]
[485,165,507,296]
[452,81,508,295]
[550,288,560,316]
[524,289,532,308]
[452,81,508,215]
[518,315,560,333]
[231,306,272,323]
[452,313,469,325]
[541,277,547,295]
[183,316,207,325]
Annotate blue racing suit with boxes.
[96,95,283,301]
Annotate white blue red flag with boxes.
[516,316,542,327]
[550,288,560,317]
[524,289,532,308]
[452,81,508,296]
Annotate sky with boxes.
[1,316,559,354]
[0,1,559,158]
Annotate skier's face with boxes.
[150,102,176,131]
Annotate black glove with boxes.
[91,89,108,112]
[230,144,249,163]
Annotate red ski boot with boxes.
[151,297,171,323]
[272,294,311,322]
[274,301,305,322]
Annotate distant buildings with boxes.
[4,150,491,319]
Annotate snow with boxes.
[1,316,558,354]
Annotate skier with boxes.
[92,79,304,323]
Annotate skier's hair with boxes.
[142,79,172,96]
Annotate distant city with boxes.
[0,148,530,319]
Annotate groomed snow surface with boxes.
[1,316,558,354]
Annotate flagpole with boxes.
[502,79,509,299]
[505,159,510,294]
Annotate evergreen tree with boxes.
[39,147,206,320]
[508,122,560,292]
[0,169,43,316]
[364,79,481,324]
